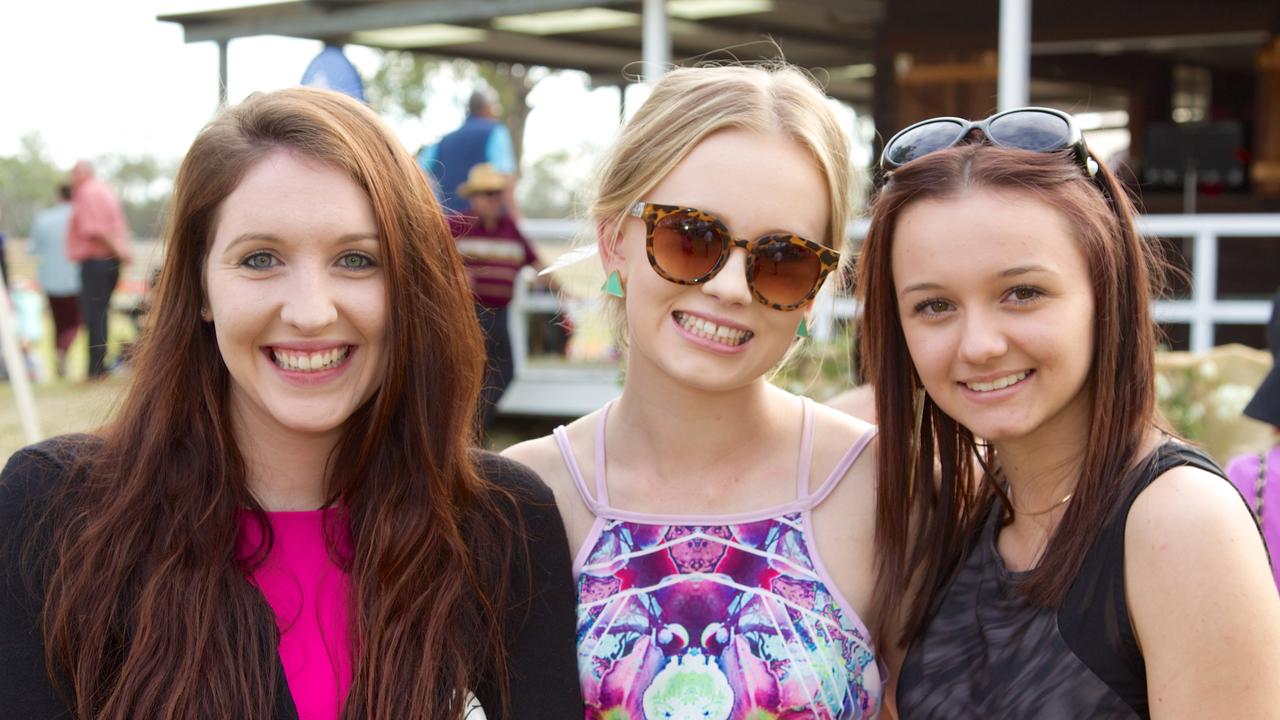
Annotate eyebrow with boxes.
[224,231,379,254]
[898,265,1057,298]
[997,264,1054,278]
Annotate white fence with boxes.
[503,214,1280,416]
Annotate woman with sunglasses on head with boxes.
[860,108,1280,718]
[0,87,581,719]
[505,65,888,718]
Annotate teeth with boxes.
[673,312,752,346]
[964,371,1029,393]
[271,346,350,373]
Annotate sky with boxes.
[0,0,630,169]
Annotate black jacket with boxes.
[0,437,583,719]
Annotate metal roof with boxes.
[159,0,881,103]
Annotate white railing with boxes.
[504,214,1279,415]
[1141,214,1279,352]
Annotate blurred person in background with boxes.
[28,183,81,377]
[68,159,132,380]
[1226,287,1280,590]
[448,163,554,435]
[418,88,520,217]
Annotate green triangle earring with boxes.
[601,270,625,298]
[795,316,810,339]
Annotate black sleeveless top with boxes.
[897,443,1230,719]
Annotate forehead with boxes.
[890,187,1088,285]
[213,150,375,243]
[645,128,830,242]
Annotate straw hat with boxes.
[458,163,508,197]
[1244,289,1280,428]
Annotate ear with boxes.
[597,218,627,277]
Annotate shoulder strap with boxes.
[807,424,879,508]
[551,424,602,512]
[795,397,816,499]
[593,401,613,506]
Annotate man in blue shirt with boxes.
[418,88,519,216]
[28,184,81,377]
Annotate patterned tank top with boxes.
[554,398,883,720]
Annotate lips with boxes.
[266,345,352,373]
[962,369,1033,393]
[673,311,753,347]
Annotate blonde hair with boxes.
[590,64,853,343]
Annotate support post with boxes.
[218,39,229,108]
[642,0,670,84]
[997,0,1030,110]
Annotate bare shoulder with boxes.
[501,411,602,550]
[810,402,879,494]
[1126,462,1259,551]
[1126,461,1280,712]
[825,384,876,424]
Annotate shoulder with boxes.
[825,384,876,424]
[810,401,879,480]
[1,435,100,511]
[1125,454,1271,614]
[475,451,552,502]
[502,411,598,498]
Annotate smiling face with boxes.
[610,128,830,392]
[205,149,386,442]
[892,187,1095,445]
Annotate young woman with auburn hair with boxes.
[506,65,890,719]
[858,109,1280,717]
[0,87,581,719]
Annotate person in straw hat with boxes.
[448,163,556,435]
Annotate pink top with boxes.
[68,177,129,262]
[239,509,353,720]
[558,398,884,719]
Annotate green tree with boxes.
[0,132,64,236]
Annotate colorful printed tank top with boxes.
[554,398,883,720]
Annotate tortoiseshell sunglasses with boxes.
[629,202,840,311]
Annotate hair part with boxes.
[588,63,854,348]
[857,144,1171,650]
[36,87,518,719]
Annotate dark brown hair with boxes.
[36,87,516,718]
[857,144,1168,648]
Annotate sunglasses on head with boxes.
[880,106,1099,177]
[629,201,840,311]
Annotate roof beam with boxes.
[162,0,635,44]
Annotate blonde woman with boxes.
[506,65,899,718]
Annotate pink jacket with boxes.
[68,177,129,262]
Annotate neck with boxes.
[609,361,791,486]
[232,404,340,511]
[990,396,1092,517]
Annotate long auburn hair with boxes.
[857,145,1169,648]
[34,88,517,718]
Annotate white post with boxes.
[1190,229,1218,353]
[0,274,41,444]
[218,39,230,108]
[998,0,1031,111]
[642,0,670,84]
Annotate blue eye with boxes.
[338,252,376,270]
[242,252,277,270]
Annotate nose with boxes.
[957,307,1008,365]
[279,266,339,333]
[700,247,753,307]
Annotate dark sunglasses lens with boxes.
[885,120,966,167]
[651,211,725,281]
[750,238,822,306]
[988,111,1072,152]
